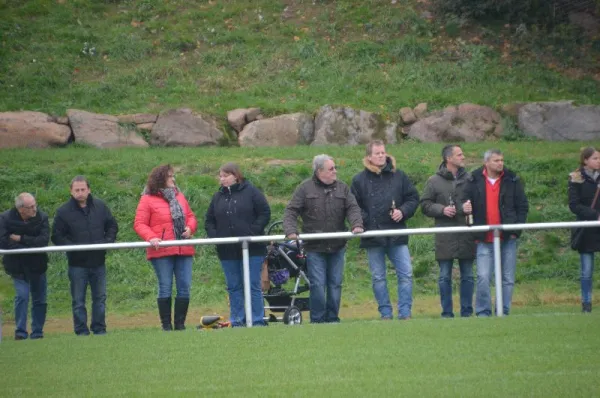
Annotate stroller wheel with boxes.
[283,306,302,325]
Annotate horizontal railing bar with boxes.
[0,220,598,255]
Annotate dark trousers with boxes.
[68,265,107,335]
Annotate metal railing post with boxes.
[242,240,252,328]
[493,228,504,317]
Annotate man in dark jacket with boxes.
[463,149,528,316]
[351,140,419,320]
[284,154,364,323]
[421,145,475,318]
[0,193,49,340]
[51,176,118,335]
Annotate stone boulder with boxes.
[238,113,314,147]
[67,109,148,148]
[0,111,71,148]
[413,103,428,119]
[399,107,417,125]
[151,108,223,146]
[116,113,158,124]
[227,107,262,133]
[407,103,503,142]
[312,105,397,146]
[518,101,600,141]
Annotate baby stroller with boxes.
[263,221,310,325]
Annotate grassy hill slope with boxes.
[1,0,599,123]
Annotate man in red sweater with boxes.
[463,149,529,316]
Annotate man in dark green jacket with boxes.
[421,145,475,318]
[284,154,363,323]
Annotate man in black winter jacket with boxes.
[51,176,118,335]
[0,193,49,340]
[351,140,419,320]
[462,149,528,317]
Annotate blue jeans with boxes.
[306,249,346,323]
[475,239,518,316]
[438,259,474,318]
[579,253,595,304]
[221,256,265,326]
[367,245,413,319]
[150,256,193,299]
[13,273,47,339]
[68,265,107,335]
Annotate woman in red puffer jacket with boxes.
[134,164,197,331]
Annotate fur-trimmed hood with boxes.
[363,155,396,174]
[569,168,600,184]
[569,169,584,184]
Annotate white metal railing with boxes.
[0,220,598,338]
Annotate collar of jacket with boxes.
[436,162,466,180]
[69,194,95,209]
[569,168,598,184]
[9,207,40,223]
[362,155,396,175]
[141,186,180,196]
[8,207,43,224]
[219,181,247,194]
[471,166,518,183]
[312,174,337,188]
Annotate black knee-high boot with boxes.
[174,298,189,330]
[157,297,172,331]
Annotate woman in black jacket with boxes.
[205,163,271,326]
[568,146,600,313]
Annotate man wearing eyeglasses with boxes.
[283,154,364,323]
[0,193,49,340]
[351,140,420,320]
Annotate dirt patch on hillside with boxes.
[266,159,302,166]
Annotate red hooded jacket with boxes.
[134,191,198,260]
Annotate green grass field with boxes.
[1,313,599,396]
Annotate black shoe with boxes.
[14,335,27,341]
[157,297,173,331]
[174,298,189,331]
[582,303,592,313]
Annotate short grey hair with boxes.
[313,154,334,173]
[15,193,35,208]
[70,175,90,188]
[483,149,503,162]
[442,144,460,163]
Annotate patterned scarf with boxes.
[160,188,186,240]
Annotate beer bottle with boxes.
[464,200,474,226]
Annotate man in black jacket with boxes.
[0,193,49,340]
[463,149,528,316]
[351,140,419,320]
[52,176,118,335]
